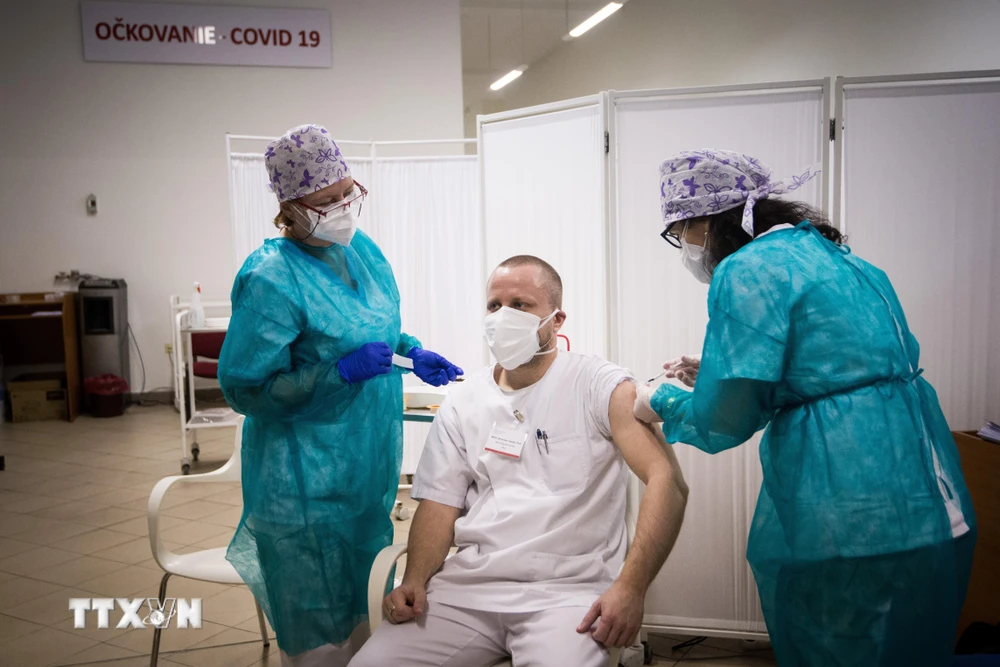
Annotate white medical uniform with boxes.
[351,351,632,667]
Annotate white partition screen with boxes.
[479,96,609,357]
[838,74,1000,430]
[372,156,483,472]
[610,82,828,635]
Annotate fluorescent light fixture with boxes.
[490,68,524,91]
[567,2,623,38]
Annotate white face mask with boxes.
[484,307,558,371]
[290,187,364,246]
[293,202,358,245]
[680,237,713,284]
[311,205,358,245]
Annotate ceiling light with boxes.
[490,68,524,91]
[567,2,623,39]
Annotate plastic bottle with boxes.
[190,282,206,328]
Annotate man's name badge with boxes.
[485,424,527,459]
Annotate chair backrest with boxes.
[149,419,243,570]
[191,331,226,359]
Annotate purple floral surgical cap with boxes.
[659,149,820,237]
[265,124,351,202]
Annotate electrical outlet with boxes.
[164,343,173,355]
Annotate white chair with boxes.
[366,472,643,667]
[146,418,270,667]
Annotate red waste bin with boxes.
[84,375,130,418]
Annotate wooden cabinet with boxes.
[954,431,1000,633]
[0,292,81,421]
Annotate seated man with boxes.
[351,255,689,667]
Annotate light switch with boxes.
[86,194,98,215]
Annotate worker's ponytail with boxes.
[707,199,844,267]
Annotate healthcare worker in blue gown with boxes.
[633,149,976,667]
[218,124,463,667]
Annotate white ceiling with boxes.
[461,0,606,78]
[460,0,616,132]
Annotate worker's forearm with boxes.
[402,501,458,588]
[222,360,357,422]
[617,472,687,593]
[655,379,771,454]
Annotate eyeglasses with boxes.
[660,222,682,249]
[298,181,368,218]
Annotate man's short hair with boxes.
[492,255,563,309]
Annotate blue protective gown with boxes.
[652,222,976,667]
[217,231,418,657]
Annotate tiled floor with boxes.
[0,405,775,667]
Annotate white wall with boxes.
[0,0,464,393]
[486,0,1000,114]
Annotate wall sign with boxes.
[81,1,331,68]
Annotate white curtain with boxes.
[228,151,372,274]
[369,157,482,473]
[612,88,826,634]
[480,101,608,357]
[842,80,1000,430]
[345,158,373,204]
[230,153,280,273]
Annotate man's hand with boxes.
[576,581,644,648]
[382,582,427,625]
[387,499,460,625]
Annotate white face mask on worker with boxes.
[484,307,558,371]
[680,238,713,284]
[292,201,358,246]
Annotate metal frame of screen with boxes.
[832,69,1000,229]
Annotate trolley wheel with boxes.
[643,641,653,665]
[191,446,200,462]
[182,463,191,475]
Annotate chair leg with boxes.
[255,599,270,648]
[149,572,172,667]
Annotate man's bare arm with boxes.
[578,380,688,647]
[403,499,461,587]
[612,380,688,592]
[383,499,461,624]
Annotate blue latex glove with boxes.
[406,348,464,387]
[337,342,393,384]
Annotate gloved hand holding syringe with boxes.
[634,355,701,424]
[393,353,465,383]
[646,355,700,388]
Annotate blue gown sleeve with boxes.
[218,271,361,423]
[396,332,422,357]
[652,252,789,454]
[651,375,773,454]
